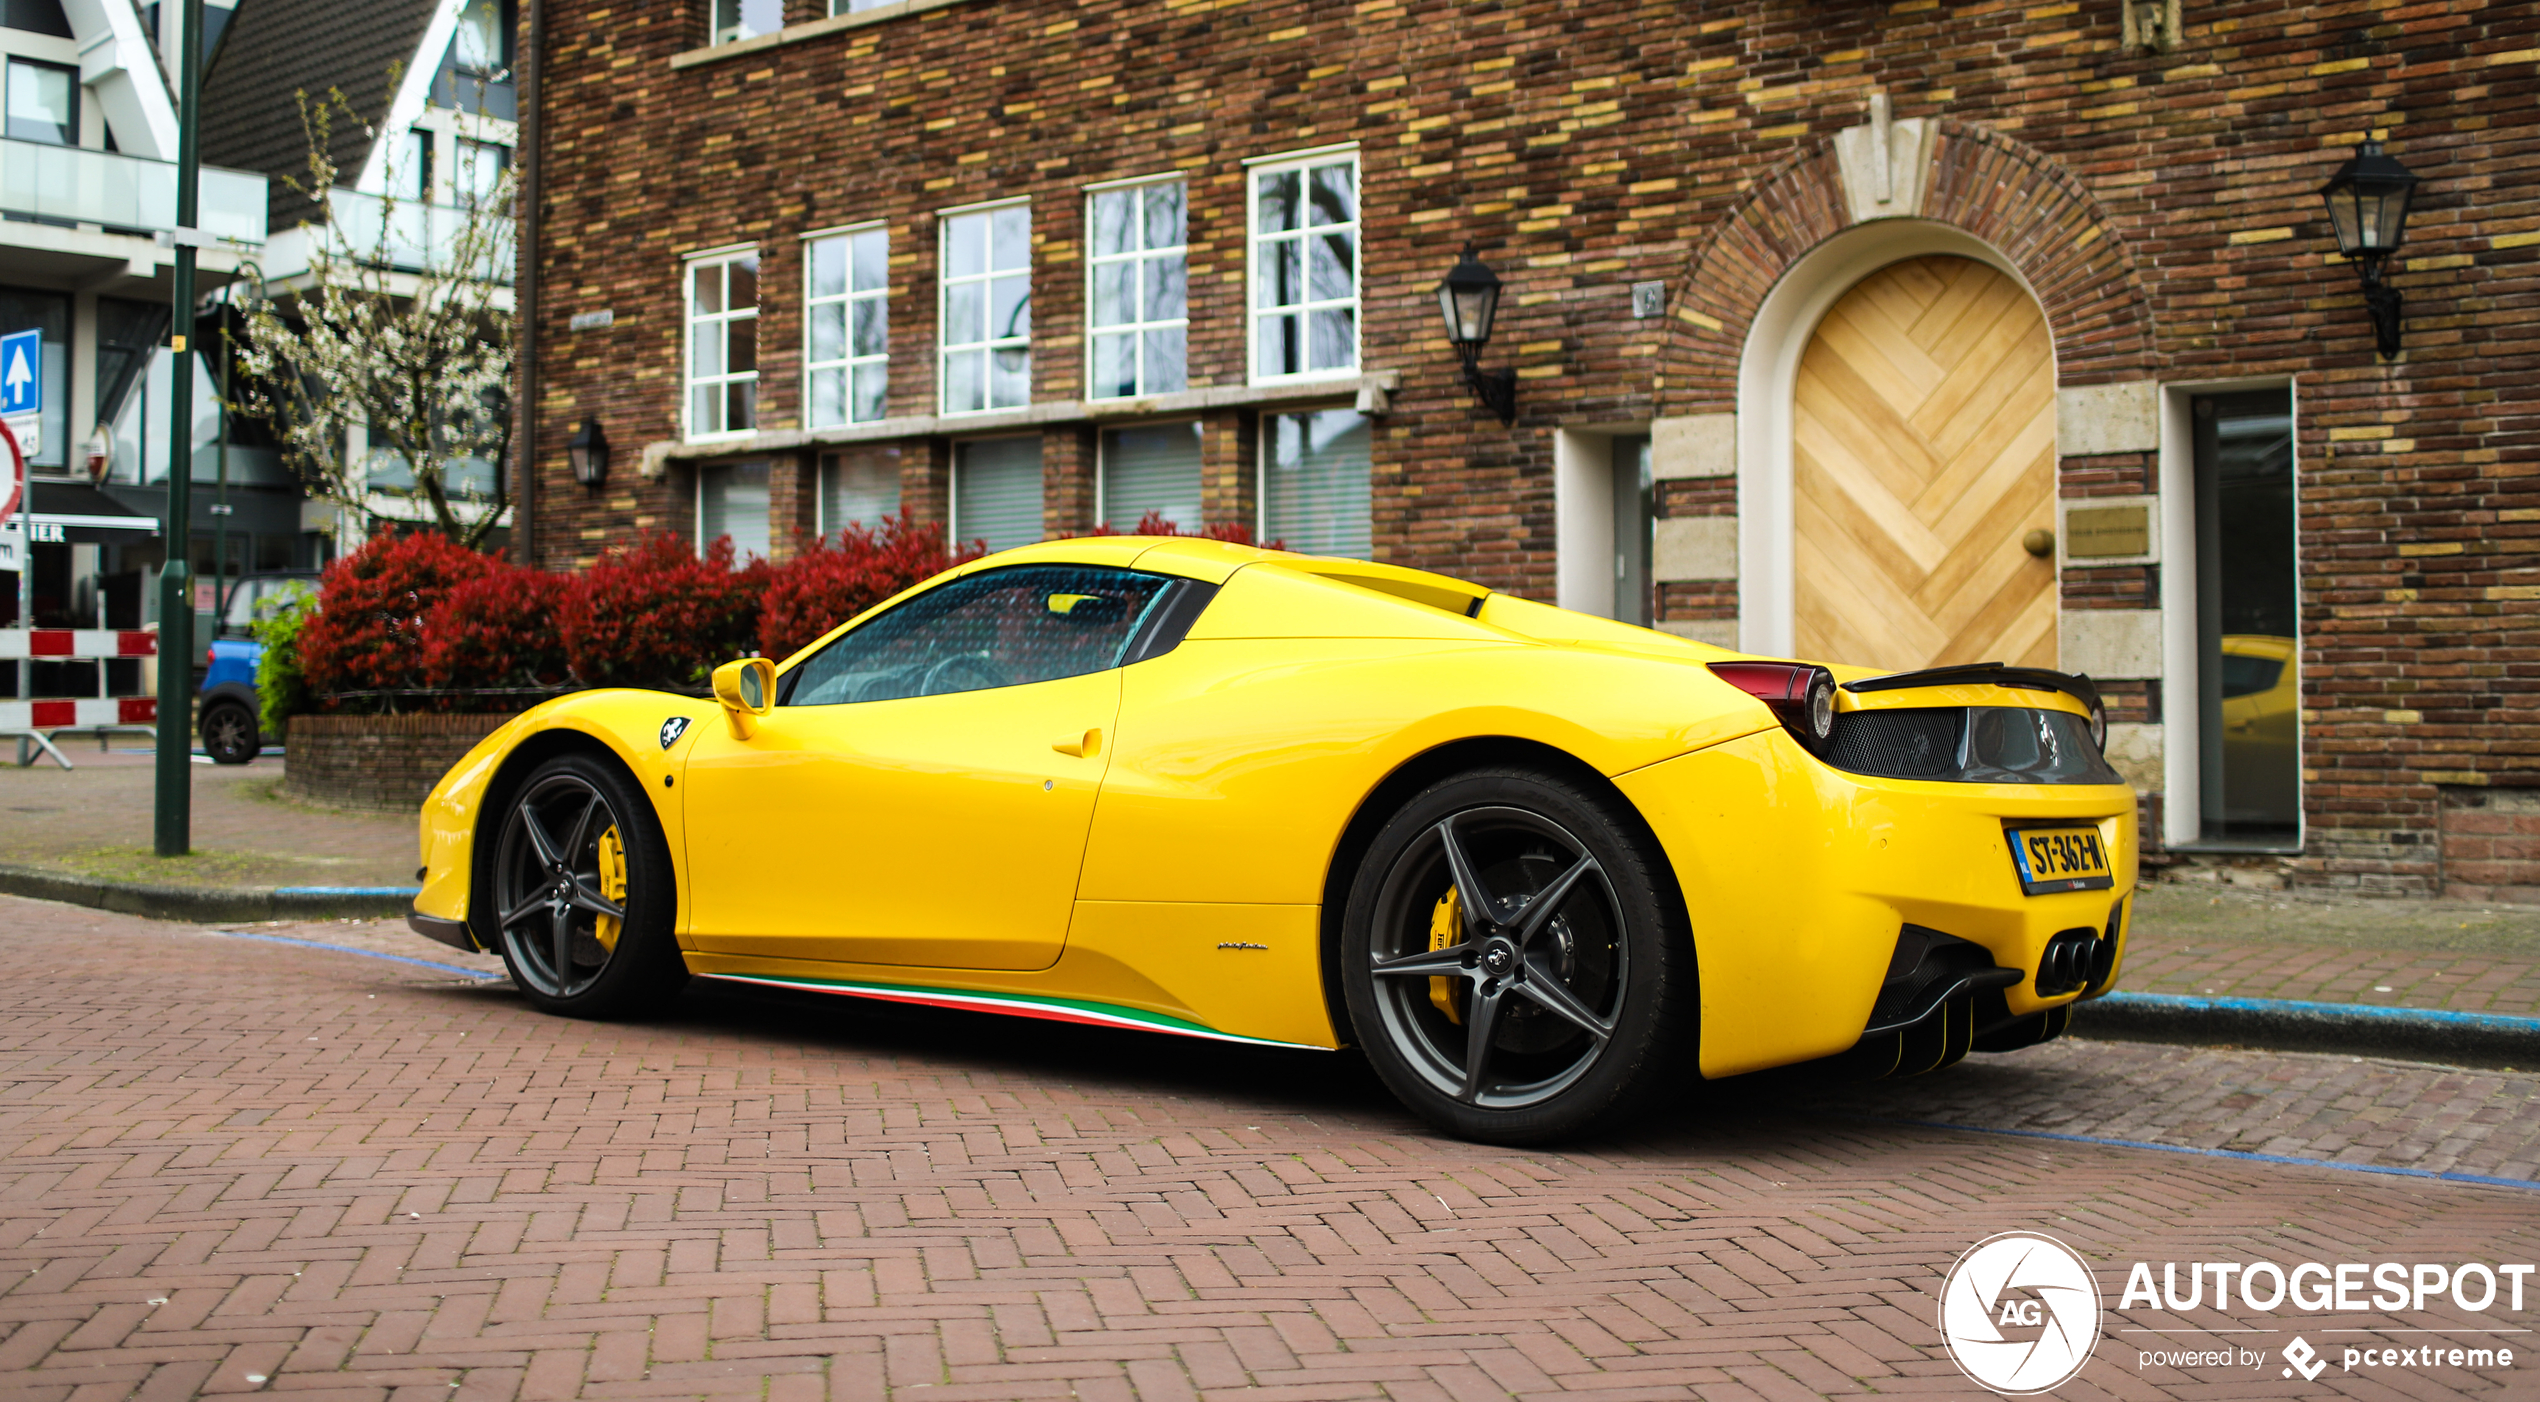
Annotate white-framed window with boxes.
[1086,178,1186,400]
[711,0,782,44]
[684,248,759,439]
[455,137,507,208]
[939,202,1030,415]
[819,445,903,536]
[401,129,434,201]
[1098,422,1202,533]
[1261,409,1371,558]
[829,0,898,12]
[951,437,1043,552]
[698,460,771,562]
[805,226,888,427]
[1248,148,1359,383]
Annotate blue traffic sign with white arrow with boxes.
[0,329,39,418]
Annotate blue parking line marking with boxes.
[2093,991,2540,1033]
[207,929,502,981]
[272,886,426,897]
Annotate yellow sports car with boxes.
[409,537,2136,1143]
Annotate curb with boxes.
[0,865,418,923]
[2074,991,2539,1070]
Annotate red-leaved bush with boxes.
[757,511,983,661]
[560,533,770,690]
[418,564,575,694]
[1089,511,1280,549]
[299,531,497,705]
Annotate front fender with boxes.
[411,690,721,946]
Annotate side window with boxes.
[785,565,1174,706]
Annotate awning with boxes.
[24,481,160,542]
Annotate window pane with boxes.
[989,205,1030,270]
[809,366,846,428]
[786,564,1172,706]
[403,130,433,201]
[953,438,1044,552]
[699,461,772,562]
[1257,312,1298,378]
[1090,332,1135,401]
[809,236,847,299]
[726,380,756,431]
[1255,169,1299,233]
[809,301,846,364]
[1091,262,1133,330]
[1091,190,1133,258]
[1144,254,1186,322]
[691,321,723,380]
[989,346,1030,408]
[1144,182,1186,249]
[6,60,74,146]
[1307,162,1356,226]
[944,281,984,345]
[1144,327,1186,394]
[1263,410,1371,559]
[851,362,887,423]
[728,255,759,308]
[692,383,722,436]
[1100,423,1202,532]
[727,315,757,374]
[820,445,902,533]
[1308,231,1354,302]
[1259,240,1302,309]
[453,0,503,72]
[851,297,886,358]
[989,273,1030,341]
[945,214,986,279]
[943,348,983,414]
[850,229,888,292]
[691,262,723,315]
[1308,307,1355,372]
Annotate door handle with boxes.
[1052,728,1101,758]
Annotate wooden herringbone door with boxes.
[1792,255,2057,671]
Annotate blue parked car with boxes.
[198,635,263,765]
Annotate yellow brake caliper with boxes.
[1427,888,1463,1024]
[593,826,627,951]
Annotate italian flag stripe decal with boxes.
[699,973,1317,1049]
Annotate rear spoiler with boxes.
[1842,663,2101,715]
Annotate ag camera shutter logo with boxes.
[1940,1231,2102,1394]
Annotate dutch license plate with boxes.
[2008,825,2114,896]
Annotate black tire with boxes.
[1340,766,1697,1145]
[481,753,687,1018]
[200,701,260,765]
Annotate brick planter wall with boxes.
[284,714,512,813]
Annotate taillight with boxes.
[1708,661,1838,750]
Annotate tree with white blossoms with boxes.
[237,87,515,549]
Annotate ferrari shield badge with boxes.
[659,716,691,749]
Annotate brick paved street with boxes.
[1,894,2535,1400]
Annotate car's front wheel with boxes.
[485,753,687,1018]
[199,701,259,765]
[1341,767,1697,1144]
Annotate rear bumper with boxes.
[407,907,480,954]
[1617,726,2137,1078]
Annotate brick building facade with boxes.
[517,0,2540,897]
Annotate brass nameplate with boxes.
[2065,504,2151,559]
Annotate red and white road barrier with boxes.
[0,628,158,660]
[0,696,157,729]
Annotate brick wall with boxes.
[285,714,511,813]
[523,0,2540,891]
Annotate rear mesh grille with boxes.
[1824,706,2123,785]
[1825,708,1962,779]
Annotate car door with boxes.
[681,563,1177,970]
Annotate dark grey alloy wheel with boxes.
[1343,769,1694,1144]
[488,754,685,1016]
[199,702,259,765]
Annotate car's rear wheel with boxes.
[486,754,686,1018]
[199,701,259,765]
[1341,767,1696,1145]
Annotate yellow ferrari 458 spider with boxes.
[409,536,2136,1143]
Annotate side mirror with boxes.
[711,657,776,737]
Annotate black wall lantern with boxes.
[1435,245,1516,425]
[567,416,610,488]
[2318,136,2420,359]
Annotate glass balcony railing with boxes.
[0,138,268,244]
[299,189,514,282]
